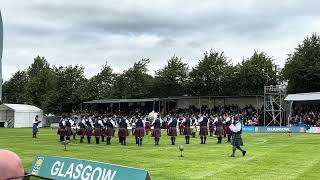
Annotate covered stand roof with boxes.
[284,92,320,101]
[84,95,263,104]
[84,98,162,104]
[0,104,43,112]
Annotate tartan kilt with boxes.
[209,125,214,132]
[93,128,102,137]
[135,128,145,138]
[77,128,86,136]
[105,128,115,137]
[118,128,128,138]
[216,126,224,137]
[231,133,243,146]
[65,127,72,136]
[224,126,231,135]
[145,125,151,132]
[168,127,177,137]
[152,128,161,138]
[57,129,65,136]
[184,126,192,136]
[101,129,106,136]
[199,126,208,136]
[86,128,93,136]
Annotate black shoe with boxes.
[242,151,247,157]
[230,155,235,157]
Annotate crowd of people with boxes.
[289,104,320,127]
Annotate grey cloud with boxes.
[1,0,320,81]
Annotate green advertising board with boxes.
[30,155,151,180]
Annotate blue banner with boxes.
[241,126,306,133]
[30,155,151,180]
[242,126,255,133]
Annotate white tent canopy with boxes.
[284,92,320,101]
[0,104,43,128]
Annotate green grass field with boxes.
[0,128,319,180]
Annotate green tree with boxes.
[3,70,29,103]
[113,59,153,98]
[153,56,189,97]
[237,51,276,95]
[84,63,114,100]
[189,50,233,96]
[282,33,320,93]
[49,65,87,114]
[25,56,56,112]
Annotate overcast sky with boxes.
[1,0,320,80]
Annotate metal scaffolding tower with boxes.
[264,85,286,126]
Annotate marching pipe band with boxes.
[57,112,247,157]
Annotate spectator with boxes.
[0,149,25,180]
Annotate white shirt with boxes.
[98,120,104,127]
[81,119,86,126]
[70,119,75,126]
[198,116,204,123]
[61,119,66,126]
[231,122,242,133]
[89,118,94,127]
[125,119,130,127]
[109,119,116,127]
[33,118,39,123]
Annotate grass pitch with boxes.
[0,128,319,180]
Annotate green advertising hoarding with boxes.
[30,155,151,180]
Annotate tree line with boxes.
[3,33,320,114]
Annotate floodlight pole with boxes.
[0,10,3,102]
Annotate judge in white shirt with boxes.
[32,115,41,138]
[229,116,246,157]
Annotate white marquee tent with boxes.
[0,104,43,128]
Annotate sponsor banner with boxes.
[255,126,306,133]
[309,127,320,133]
[30,155,151,180]
[242,126,255,133]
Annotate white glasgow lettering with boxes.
[50,161,117,180]
[267,128,290,132]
